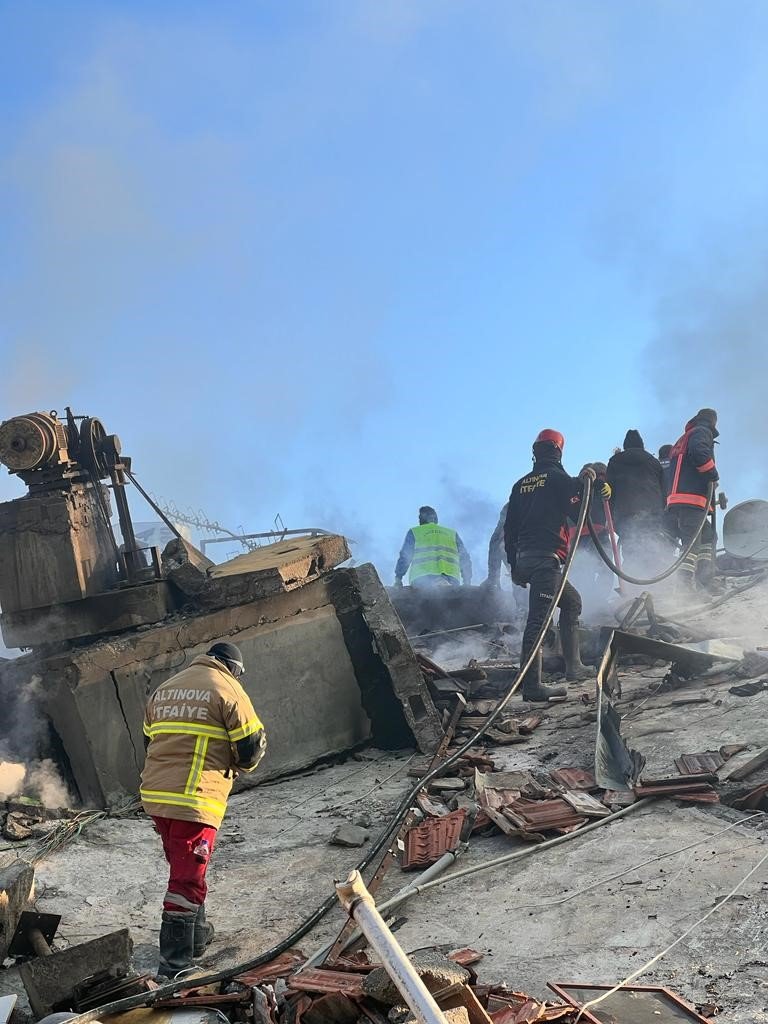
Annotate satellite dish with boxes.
[723,500,768,561]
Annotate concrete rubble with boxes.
[0,408,445,812]
[2,567,768,1022]
[1,540,443,808]
[3,408,768,1023]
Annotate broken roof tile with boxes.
[401,808,466,870]
[634,777,717,798]
[674,751,725,775]
[503,798,587,833]
[236,950,306,986]
[287,968,365,998]
[732,783,768,810]
[518,715,544,735]
[302,992,359,1024]
[448,948,485,967]
[561,791,611,818]
[549,768,596,791]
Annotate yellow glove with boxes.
[599,481,612,501]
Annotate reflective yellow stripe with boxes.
[140,788,227,816]
[228,716,264,742]
[145,722,229,740]
[143,720,151,736]
[184,736,209,795]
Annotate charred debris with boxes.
[3,407,768,1023]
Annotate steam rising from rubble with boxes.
[0,674,73,809]
[0,758,70,809]
[0,761,26,801]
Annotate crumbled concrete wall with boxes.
[0,563,441,809]
[38,575,369,807]
[330,565,444,753]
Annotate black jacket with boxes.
[606,448,665,526]
[667,417,719,511]
[504,458,584,566]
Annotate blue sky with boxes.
[1,1,768,578]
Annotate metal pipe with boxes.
[335,871,448,1024]
[602,498,625,595]
[29,928,52,958]
[303,846,465,970]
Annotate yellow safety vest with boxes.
[409,524,461,583]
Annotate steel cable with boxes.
[67,476,595,1024]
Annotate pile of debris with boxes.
[399,744,761,860]
[141,940,716,1024]
[0,861,139,1020]
[417,656,545,748]
[151,946,583,1024]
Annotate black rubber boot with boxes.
[158,910,196,978]
[521,648,566,703]
[193,903,215,958]
[560,619,590,682]
[696,554,724,594]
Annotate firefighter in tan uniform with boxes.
[141,642,266,977]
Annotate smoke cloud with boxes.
[643,241,768,501]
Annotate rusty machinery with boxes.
[0,408,183,647]
[0,407,168,580]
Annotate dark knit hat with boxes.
[208,642,245,677]
[623,430,644,450]
[418,506,438,524]
[696,408,718,428]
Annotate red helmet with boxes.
[534,429,565,452]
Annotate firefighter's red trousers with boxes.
[152,817,218,911]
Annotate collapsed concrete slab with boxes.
[332,565,444,753]
[164,534,352,608]
[19,927,132,1018]
[1,563,442,809]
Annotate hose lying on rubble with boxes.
[66,477,595,1024]
[586,483,715,587]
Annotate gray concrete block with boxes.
[0,862,34,961]
[38,575,371,808]
[330,564,444,754]
[1,582,178,649]
[329,824,370,847]
[19,928,132,1018]
[168,535,351,610]
[363,950,469,1006]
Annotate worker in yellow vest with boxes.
[394,506,472,588]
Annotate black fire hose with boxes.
[585,483,716,587]
[67,478,595,1023]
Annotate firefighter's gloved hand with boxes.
[394,577,403,588]
[718,491,728,510]
[598,481,612,501]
